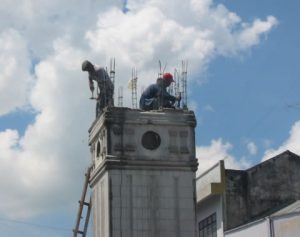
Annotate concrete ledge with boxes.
[90,156,198,187]
[196,160,225,202]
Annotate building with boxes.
[74,107,300,237]
[88,107,198,237]
[196,150,300,237]
[225,200,300,237]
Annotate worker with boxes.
[139,72,181,110]
[82,60,114,117]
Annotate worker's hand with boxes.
[176,95,181,101]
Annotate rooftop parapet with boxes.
[88,107,197,173]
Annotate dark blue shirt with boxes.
[139,83,176,110]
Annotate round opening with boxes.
[142,131,161,150]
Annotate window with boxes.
[96,141,101,159]
[199,213,217,237]
[141,131,161,150]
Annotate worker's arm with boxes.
[88,76,94,92]
[162,89,178,104]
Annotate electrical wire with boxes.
[0,217,71,232]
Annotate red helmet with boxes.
[163,72,174,84]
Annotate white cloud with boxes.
[85,0,277,105]
[196,138,250,176]
[203,104,215,112]
[0,29,33,115]
[0,40,92,219]
[247,141,257,155]
[0,0,123,57]
[262,121,300,161]
[0,0,277,219]
[262,138,273,149]
[237,16,278,50]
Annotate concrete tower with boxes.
[88,107,198,237]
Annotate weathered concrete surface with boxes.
[223,169,248,230]
[224,150,300,230]
[89,107,198,237]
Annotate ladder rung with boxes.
[73,166,92,237]
[73,229,84,234]
[78,200,90,206]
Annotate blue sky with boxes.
[0,0,299,236]
[195,0,300,166]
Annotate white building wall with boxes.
[273,213,300,237]
[109,169,197,237]
[224,211,300,237]
[196,195,224,237]
[196,161,224,202]
[225,219,270,237]
[93,172,110,237]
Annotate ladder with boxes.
[73,166,92,237]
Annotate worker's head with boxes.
[156,77,163,86]
[81,60,94,72]
[162,72,174,87]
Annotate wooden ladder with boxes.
[73,166,92,237]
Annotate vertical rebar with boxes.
[174,69,181,108]
[109,58,116,103]
[158,60,162,78]
[118,86,123,107]
[131,68,138,109]
[109,58,115,87]
[181,60,188,109]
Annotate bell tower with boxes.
[88,107,198,237]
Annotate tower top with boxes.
[88,107,197,173]
[89,107,196,135]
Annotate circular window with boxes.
[142,131,161,150]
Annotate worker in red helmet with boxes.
[139,72,181,110]
[162,72,174,87]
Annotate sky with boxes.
[0,0,299,236]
